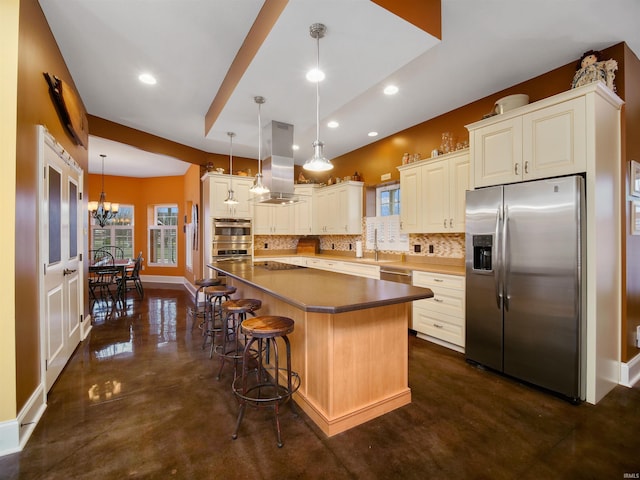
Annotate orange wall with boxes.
[88,174,188,277]
[14,0,90,411]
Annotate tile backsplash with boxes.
[254,232,464,259]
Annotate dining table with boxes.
[89,258,134,305]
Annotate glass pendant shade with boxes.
[250,172,269,195]
[303,140,333,172]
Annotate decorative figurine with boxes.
[571,49,617,92]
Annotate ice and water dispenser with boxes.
[472,234,493,271]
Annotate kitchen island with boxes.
[208,260,433,436]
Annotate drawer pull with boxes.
[433,298,444,303]
[433,278,444,282]
[433,323,443,329]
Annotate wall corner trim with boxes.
[620,352,640,387]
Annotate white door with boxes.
[40,128,82,391]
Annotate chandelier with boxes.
[249,96,269,195]
[303,23,333,172]
[88,154,119,228]
[224,132,238,204]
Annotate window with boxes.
[90,204,135,258]
[149,205,178,266]
[376,184,400,217]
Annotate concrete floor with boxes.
[1,285,639,479]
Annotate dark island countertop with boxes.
[208,260,433,314]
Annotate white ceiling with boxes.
[39,0,640,177]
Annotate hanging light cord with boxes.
[228,133,233,187]
[315,33,321,144]
[258,101,262,172]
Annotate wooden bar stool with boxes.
[201,284,237,355]
[215,298,262,379]
[190,278,221,333]
[232,316,300,448]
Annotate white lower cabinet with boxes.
[412,271,465,351]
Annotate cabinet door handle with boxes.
[524,161,529,174]
[514,163,520,175]
[443,219,447,228]
[449,218,453,228]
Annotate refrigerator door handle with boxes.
[503,204,510,311]
[495,207,502,309]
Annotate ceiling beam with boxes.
[204,0,288,137]
[372,0,441,40]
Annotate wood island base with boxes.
[227,278,412,437]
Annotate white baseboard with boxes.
[620,352,640,387]
[139,274,185,284]
[0,382,46,457]
[81,314,92,340]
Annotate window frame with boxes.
[89,204,135,258]
[376,183,401,217]
[148,204,178,267]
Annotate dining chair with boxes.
[97,245,125,259]
[118,251,144,299]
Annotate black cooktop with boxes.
[254,261,306,271]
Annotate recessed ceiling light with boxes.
[327,121,339,128]
[139,73,157,85]
[292,144,300,151]
[306,68,325,82]
[383,85,399,95]
[368,131,378,137]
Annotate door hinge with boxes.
[45,359,48,371]
[79,191,83,200]
[79,253,83,262]
[44,264,47,275]
[80,314,84,323]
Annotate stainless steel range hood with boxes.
[254,120,302,204]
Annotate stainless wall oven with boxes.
[211,218,253,260]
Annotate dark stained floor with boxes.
[1,285,639,479]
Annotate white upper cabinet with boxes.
[202,173,253,219]
[398,150,469,234]
[315,181,363,234]
[522,96,586,179]
[293,184,318,235]
[468,85,602,189]
[398,163,422,233]
[253,203,293,234]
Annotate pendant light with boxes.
[303,23,333,172]
[88,154,119,227]
[223,132,238,205]
[249,96,269,195]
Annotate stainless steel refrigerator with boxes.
[465,175,585,402]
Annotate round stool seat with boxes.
[235,298,262,312]
[223,298,262,314]
[195,278,221,288]
[222,300,254,314]
[205,285,237,297]
[241,316,294,338]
